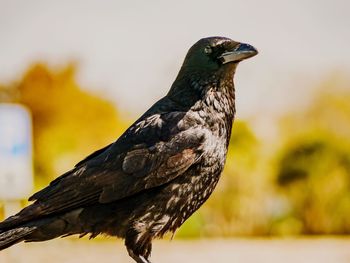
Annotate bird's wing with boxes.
[24,112,204,219]
[98,127,203,204]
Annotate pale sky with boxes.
[0,0,349,123]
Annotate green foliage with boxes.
[273,76,350,235]
[275,133,350,233]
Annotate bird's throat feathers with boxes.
[168,67,236,118]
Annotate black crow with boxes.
[0,36,257,263]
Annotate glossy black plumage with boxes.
[0,36,257,263]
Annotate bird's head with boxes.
[168,37,258,108]
[180,36,258,76]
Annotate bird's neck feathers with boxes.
[168,67,236,117]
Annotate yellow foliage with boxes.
[3,63,128,188]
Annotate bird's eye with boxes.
[204,46,212,54]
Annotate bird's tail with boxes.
[0,226,37,250]
[0,208,85,251]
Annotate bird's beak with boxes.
[219,43,258,64]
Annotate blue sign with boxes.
[0,104,33,199]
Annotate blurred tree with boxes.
[0,63,128,189]
[276,135,350,234]
[274,75,350,234]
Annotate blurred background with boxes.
[1,0,350,262]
